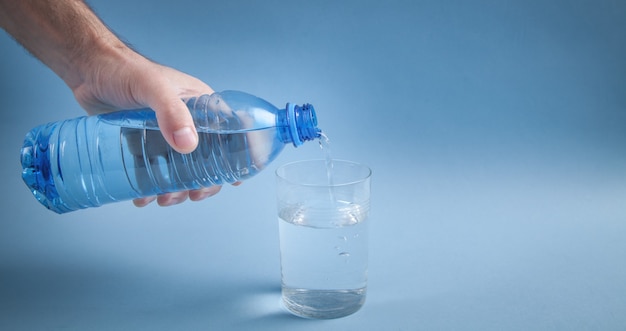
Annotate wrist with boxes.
[64,33,133,90]
[59,4,135,90]
[0,0,138,90]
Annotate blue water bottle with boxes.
[21,90,321,213]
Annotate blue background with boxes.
[1,0,625,329]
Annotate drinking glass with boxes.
[276,159,371,319]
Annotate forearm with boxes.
[0,0,129,89]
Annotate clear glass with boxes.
[276,159,371,319]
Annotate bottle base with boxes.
[21,124,69,214]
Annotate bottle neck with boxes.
[279,103,321,147]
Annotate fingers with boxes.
[189,186,222,201]
[133,196,157,207]
[132,186,224,208]
[156,191,190,206]
[133,191,189,207]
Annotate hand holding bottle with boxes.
[73,55,225,208]
[0,0,221,207]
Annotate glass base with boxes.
[282,287,366,319]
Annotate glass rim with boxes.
[275,159,371,188]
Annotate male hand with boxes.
[0,0,224,207]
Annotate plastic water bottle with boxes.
[21,90,321,213]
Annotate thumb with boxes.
[128,63,211,154]
[151,97,198,154]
